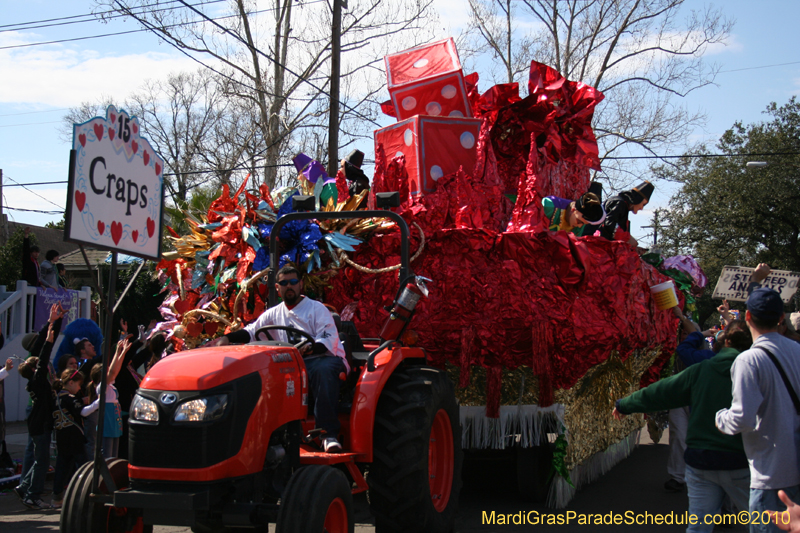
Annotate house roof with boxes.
[6,221,81,259]
[59,248,144,269]
[59,248,111,270]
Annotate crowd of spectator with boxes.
[614,265,800,533]
[6,305,167,511]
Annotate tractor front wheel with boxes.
[368,364,463,533]
[61,458,150,533]
[276,465,354,533]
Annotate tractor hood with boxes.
[141,344,297,392]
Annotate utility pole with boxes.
[0,168,6,246]
[642,208,666,248]
[327,0,343,177]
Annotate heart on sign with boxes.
[204,321,220,335]
[97,221,105,235]
[185,322,204,338]
[110,221,123,245]
[109,127,115,141]
[132,123,138,135]
[155,163,162,176]
[146,217,155,238]
[74,191,86,212]
[111,113,117,124]
[131,140,138,154]
[174,299,194,316]
[79,134,87,147]
[93,123,104,141]
[143,151,150,166]
[132,230,139,243]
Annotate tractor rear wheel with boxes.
[61,458,150,533]
[276,465,354,533]
[368,364,462,533]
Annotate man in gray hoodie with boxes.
[716,288,800,533]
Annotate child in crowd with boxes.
[72,337,101,458]
[57,353,79,375]
[51,369,90,509]
[83,337,130,459]
[15,303,65,510]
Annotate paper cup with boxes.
[650,280,678,311]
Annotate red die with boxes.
[385,38,472,121]
[375,116,482,196]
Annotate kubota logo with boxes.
[160,393,177,405]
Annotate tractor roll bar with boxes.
[268,209,412,307]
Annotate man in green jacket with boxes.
[614,320,753,532]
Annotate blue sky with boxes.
[1,0,799,246]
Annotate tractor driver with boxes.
[207,264,347,453]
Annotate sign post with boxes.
[65,106,165,498]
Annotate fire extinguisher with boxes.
[379,276,431,342]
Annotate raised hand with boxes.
[47,303,63,323]
[768,489,800,532]
[753,263,771,283]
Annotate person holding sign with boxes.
[716,288,800,532]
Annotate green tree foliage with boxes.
[0,228,36,288]
[45,218,66,230]
[656,97,800,322]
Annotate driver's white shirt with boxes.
[243,296,346,363]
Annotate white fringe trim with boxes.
[546,429,640,508]
[459,404,566,450]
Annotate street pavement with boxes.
[1,421,745,532]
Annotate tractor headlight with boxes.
[131,394,159,423]
[173,394,228,423]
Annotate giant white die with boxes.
[375,116,482,196]
[385,38,472,121]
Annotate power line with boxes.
[4,175,66,210]
[0,27,144,51]
[0,108,70,117]
[604,151,800,161]
[3,181,68,188]
[719,60,800,74]
[0,120,63,128]
[2,0,326,50]
[0,0,226,33]
[5,206,64,215]
[0,3,285,51]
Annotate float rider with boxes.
[542,192,606,236]
[599,180,654,247]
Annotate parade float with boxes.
[154,39,708,507]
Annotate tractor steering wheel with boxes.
[254,325,315,352]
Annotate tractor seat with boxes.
[350,350,370,362]
[330,312,367,373]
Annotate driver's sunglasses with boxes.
[277,278,301,286]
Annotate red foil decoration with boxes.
[328,59,675,417]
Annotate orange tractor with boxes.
[60,195,463,533]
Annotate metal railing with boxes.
[0,280,93,342]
